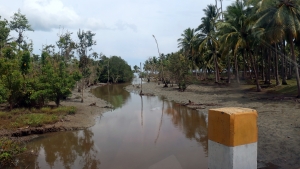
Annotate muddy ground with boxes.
[126,82,300,169]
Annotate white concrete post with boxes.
[208,107,258,169]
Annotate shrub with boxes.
[0,137,26,166]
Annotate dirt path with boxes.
[126,82,300,168]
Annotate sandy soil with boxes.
[57,84,112,129]
[126,82,300,169]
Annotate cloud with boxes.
[115,20,138,32]
[21,0,137,32]
[23,0,80,31]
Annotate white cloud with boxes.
[21,0,137,32]
[23,0,81,31]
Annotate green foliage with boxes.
[0,106,76,129]
[98,55,133,83]
[133,65,140,73]
[0,137,26,166]
[0,16,10,51]
[167,53,191,84]
[9,9,33,47]
[30,52,77,106]
[0,82,7,103]
[15,114,58,127]
[20,51,30,75]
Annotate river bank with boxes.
[126,82,300,168]
[0,83,112,140]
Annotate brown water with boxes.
[16,83,208,169]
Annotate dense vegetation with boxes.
[141,0,300,96]
[0,10,133,108]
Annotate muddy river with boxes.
[17,83,208,169]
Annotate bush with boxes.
[0,137,26,166]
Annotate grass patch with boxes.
[0,137,26,166]
[14,114,59,127]
[0,106,76,129]
[262,79,298,95]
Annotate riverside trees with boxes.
[144,0,300,97]
[0,11,134,108]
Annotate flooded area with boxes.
[17,83,208,169]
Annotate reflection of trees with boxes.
[91,84,131,109]
[164,102,208,154]
[17,129,100,168]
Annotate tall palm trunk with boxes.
[274,44,280,86]
[289,37,300,97]
[264,48,271,84]
[248,46,262,92]
[281,41,288,85]
[234,53,240,84]
[227,50,231,84]
[214,53,219,83]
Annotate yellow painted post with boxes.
[208,107,258,169]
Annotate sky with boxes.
[0,0,233,68]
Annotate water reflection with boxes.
[91,83,131,109]
[18,129,100,169]
[16,84,208,169]
[164,101,208,154]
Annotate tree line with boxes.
[141,0,300,97]
[0,10,133,109]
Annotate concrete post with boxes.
[208,107,258,169]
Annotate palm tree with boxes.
[177,28,202,75]
[252,0,300,97]
[217,0,248,84]
[197,4,220,83]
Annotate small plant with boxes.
[52,106,76,115]
[40,107,51,114]
[0,137,26,166]
[0,112,7,119]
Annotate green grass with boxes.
[13,114,59,127]
[0,137,26,166]
[0,106,76,129]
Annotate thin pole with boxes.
[152,35,164,84]
[140,62,142,94]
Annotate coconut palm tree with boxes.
[197,4,221,83]
[217,0,249,84]
[177,28,202,75]
[252,0,300,97]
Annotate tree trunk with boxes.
[289,37,300,97]
[261,60,265,81]
[281,41,288,85]
[248,48,262,92]
[234,53,240,84]
[81,79,84,103]
[265,48,271,84]
[214,53,219,83]
[227,51,231,84]
[274,44,280,86]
